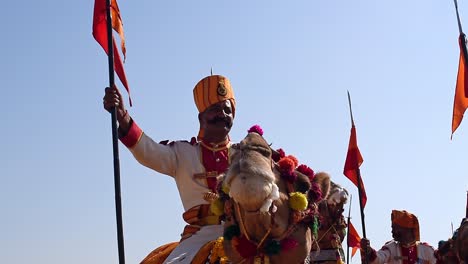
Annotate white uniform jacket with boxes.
[369,240,436,264]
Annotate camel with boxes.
[435,218,468,264]
[310,180,349,264]
[220,128,330,264]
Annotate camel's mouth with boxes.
[224,132,278,212]
[228,170,279,212]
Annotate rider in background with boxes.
[360,210,436,264]
[103,74,236,264]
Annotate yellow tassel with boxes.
[222,184,230,194]
[210,198,225,216]
[289,192,308,211]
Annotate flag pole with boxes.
[465,190,467,218]
[454,0,468,66]
[347,91,367,238]
[105,0,126,263]
[347,91,368,264]
[454,0,464,35]
[346,195,353,264]
[454,0,468,98]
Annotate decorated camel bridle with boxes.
[315,201,346,249]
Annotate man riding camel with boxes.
[360,210,436,264]
[103,74,236,264]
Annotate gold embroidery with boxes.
[194,171,219,179]
[203,191,219,203]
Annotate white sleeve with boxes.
[129,133,178,177]
[371,245,393,264]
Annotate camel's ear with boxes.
[294,171,312,193]
[313,172,331,201]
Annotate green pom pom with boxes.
[210,198,224,216]
[289,192,308,211]
[264,240,281,255]
[223,225,240,240]
[312,216,319,239]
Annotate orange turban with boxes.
[391,210,420,241]
[193,75,236,139]
[193,75,236,114]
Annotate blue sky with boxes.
[2,1,467,263]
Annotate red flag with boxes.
[343,125,367,207]
[93,0,132,105]
[451,34,468,137]
[348,221,361,257]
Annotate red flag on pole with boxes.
[93,0,132,105]
[343,125,367,207]
[348,221,362,257]
[451,34,468,137]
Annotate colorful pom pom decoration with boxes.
[223,225,240,241]
[210,198,225,216]
[289,192,308,211]
[296,164,315,179]
[248,125,264,136]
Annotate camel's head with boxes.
[224,130,278,212]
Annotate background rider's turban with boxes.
[391,210,420,241]
[193,75,236,139]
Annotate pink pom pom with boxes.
[297,164,315,179]
[281,237,299,251]
[272,148,285,162]
[247,125,263,136]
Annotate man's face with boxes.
[391,224,415,244]
[200,100,234,136]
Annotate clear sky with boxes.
[2,1,468,263]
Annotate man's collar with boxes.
[200,139,231,151]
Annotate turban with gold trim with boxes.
[193,75,236,139]
[391,210,420,241]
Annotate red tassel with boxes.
[234,236,257,258]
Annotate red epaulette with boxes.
[381,240,394,250]
[158,140,176,146]
[177,137,197,145]
[159,140,170,145]
[159,138,197,146]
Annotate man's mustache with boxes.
[207,116,232,126]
